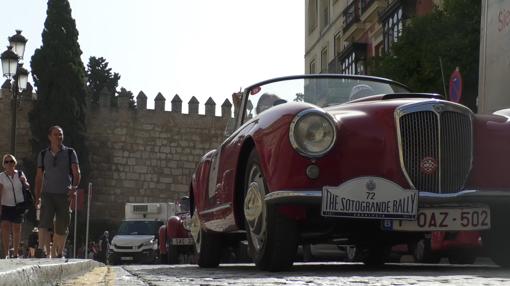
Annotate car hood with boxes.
[111,235,155,246]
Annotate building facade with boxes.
[305,0,442,75]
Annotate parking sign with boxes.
[449,67,463,103]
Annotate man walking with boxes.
[34,126,80,258]
[97,230,110,263]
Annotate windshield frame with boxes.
[234,74,409,129]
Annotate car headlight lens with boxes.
[141,239,155,248]
[289,110,336,158]
[182,216,192,231]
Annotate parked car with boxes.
[417,231,482,264]
[393,231,482,264]
[159,197,249,264]
[189,74,510,271]
[159,197,195,264]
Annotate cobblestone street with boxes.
[63,261,510,286]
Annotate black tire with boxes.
[196,228,222,268]
[447,249,476,265]
[159,253,167,264]
[244,149,298,271]
[344,245,358,262]
[302,244,313,262]
[167,243,180,264]
[410,239,441,264]
[482,207,510,268]
[362,245,390,266]
[233,240,251,263]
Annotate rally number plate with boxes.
[171,238,194,245]
[383,207,491,231]
[322,177,418,220]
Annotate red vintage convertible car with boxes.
[189,74,510,271]
[159,197,195,264]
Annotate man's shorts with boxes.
[39,192,70,235]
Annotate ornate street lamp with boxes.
[1,46,18,77]
[8,30,27,60]
[1,30,28,155]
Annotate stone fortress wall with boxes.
[0,84,231,225]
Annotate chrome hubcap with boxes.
[244,165,267,251]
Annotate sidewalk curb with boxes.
[0,259,103,286]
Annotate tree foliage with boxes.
[86,56,120,106]
[118,87,136,109]
[29,0,90,185]
[371,0,481,111]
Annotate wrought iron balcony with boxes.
[343,1,360,32]
[360,0,375,15]
[343,0,378,32]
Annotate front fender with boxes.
[167,216,190,238]
[158,225,167,254]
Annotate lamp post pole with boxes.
[11,82,18,155]
[1,30,28,156]
[10,64,28,155]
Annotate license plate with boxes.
[383,207,491,231]
[120,256,134,261]
[171,238,194,245]
[322,177,418,219]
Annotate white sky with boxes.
[0,0,304,113]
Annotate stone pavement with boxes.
[0,258,103,286]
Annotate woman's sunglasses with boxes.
[4,160,15,164]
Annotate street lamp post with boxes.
[1,30,28,156]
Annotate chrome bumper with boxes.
[265,189,510,206]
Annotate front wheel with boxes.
[410,239,441,264]
[361,245,390,266]
[167,243,180,264]
[243,149,298,271]
[159,253,167,264]
[191,208,222,268]
[447,249,476,265]
[482,207,510,268]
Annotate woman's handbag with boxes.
[18,170,34,207]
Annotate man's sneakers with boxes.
[34,248,47,258]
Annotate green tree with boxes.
[118,87,136,109]
[29,0,90,186]
[86,56,120,106]
[371,0,481,111]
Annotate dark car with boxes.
[189,74,510,271]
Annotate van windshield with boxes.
[117,221,163,235]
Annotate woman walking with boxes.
[0,154,29,258]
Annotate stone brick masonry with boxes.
[0,84,230,225]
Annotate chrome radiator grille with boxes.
[396,102,472,193]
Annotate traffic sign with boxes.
[449,67,463,103]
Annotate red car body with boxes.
[159,198,195,264]
[189,74,510,271]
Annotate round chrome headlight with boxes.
[289,109,336,158]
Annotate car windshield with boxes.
[117,221,163,235]
[241,76,409,120]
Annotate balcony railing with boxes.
[360,0,375,15]
[342,1,360,32]
[343,0,377,31]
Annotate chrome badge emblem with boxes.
[366,179,376,191]
[420,157,438,175]
[433,104,445,113]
